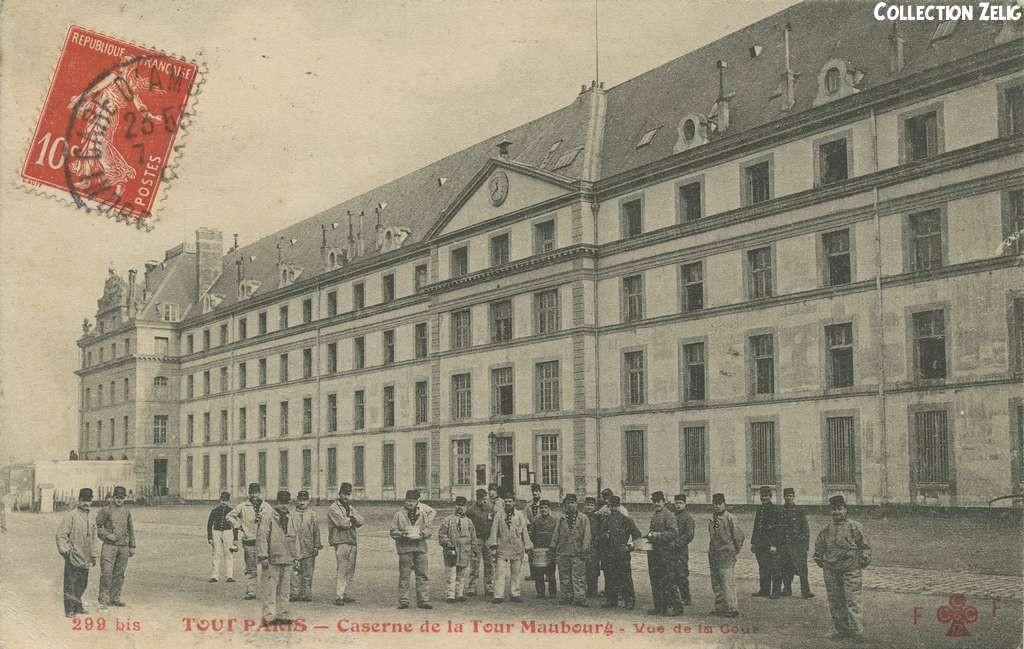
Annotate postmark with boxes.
[20,26,199,227]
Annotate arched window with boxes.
[825,67,841,95]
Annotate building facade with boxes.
[76,2,1024,506]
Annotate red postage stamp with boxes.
[20,26,199,225]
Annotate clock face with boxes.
[489,171,509,207]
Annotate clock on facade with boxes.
[489,171,509,207]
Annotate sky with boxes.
[0,0,798,465]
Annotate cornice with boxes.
[425,244,597,294]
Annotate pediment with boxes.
[429,158,576,239]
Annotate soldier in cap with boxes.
[814,495,871,641]
[670,494,695,606]
[438,496,476,603]
[598,495,641,609]
[464,488,492,597]
[596,489,634,602]
[550,494,591,605]
[488,492,533,603]
[645,491,682,616]
[56,488,98,617]
[389,489,437,609]
[207,491,239,583]
[527,498,558,597]
[257,490,299,625]
[95,485,135,607]
[750,485,783,599]
[778,488,813,598]
[582,496,602,597]
[327,482,364,605]
[227,482,274,599]
[708,493,744,617]
[289,490,322,602]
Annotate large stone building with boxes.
[77,2,1023,506]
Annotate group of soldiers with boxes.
[54,480,872,641]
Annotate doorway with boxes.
[153,459,168,496]
[492,436,514,497]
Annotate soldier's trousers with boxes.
[445,564,468,599]
[98,543,129,604]
[476,541,496,594]
[585,555,600,596]
[466,539,484,594]
[530,554,556,596]
[556,555,587,603]
[781,544,810,595]
[823,568,863,636]
[210,530,235,580]
[754,547,782,595]
[242,542,259,597]
[674,552,691,603]
[494,556,524,599]
[398,551,430,605]
[334,543,357,599]
[261,563,291,622]
[648,553,681,612]
[62,559,89,614]
[602,552,633,606]
[290,556,315,599]
[709,555,738,613]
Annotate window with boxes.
[681,425,707,485]
[382,443,396,488]
[453,439,472,486]
[750,420,777,485]
[903,110,940,162]
[414,442,428,488]
[534,289,560,334]
[327,447,338,489]
[279,401,289,436]
[681,262,704,312]
[624,429,646,485]
[109,418,115,446]
[302,298,312,324]
[279,353,289,383]
[238,362,247,389]
[85,387,92,409]
[382,274,395,303]
[302,397,312,435]
[621,198,643,238]
[534,220,556,254]
[383,386,395,427]
[491,367,514,416]
[354,337,365,369]
[537,434,560,486]
[623,350,646,406]
[1004,190,1024,256]
[124,378,130,400]
[154,337,169,356]
[354,391,365,430]
[451,247,469,277]
[258,358,267,386]
[203,412,211,444]
[750,334,775,395]
[122,416,128,446]
[97,420,102,447]
[258,311,268,335]
[326,291,338,317]
[124,338,130,355]
[327,342,338,374]
[279,305,289,329]
[490,299,513,343]
[823,230,852,286]
[257,451,267,489]
[1013,297,1024,373]
[451,309,472,349]
[220,409,228,441]
[353,446,365,488]
[1000,84,1024,137]
[186,456,194,489]
[743,160,772,205]
[202,455,210,490]
[327,393,338,432]
[415,323,428,358]
[153,415,168,444]
[931,19,957,41]
[186,414,194,445]
[238,318,248,340]
[86,352,92,368]
[162,303,180,322]
[110,381,116,404]
[220,323,229,346]
[220,366,228,392]
[187,334,195,355]
[302,348,312,379]
[100,347,105,363]
[637,127,659,148]
[414,264,428,292]
[302,449,312,488]
[826,324,855,388]
[451,373,472,420]
[238,407,247,440]
[279,450,289,487]
[258,404,267,438]
[825,416,856,484]
[622,275,645,322]
[908,209,943,271]
[913,310,947,380]
[98,384,104,406]
[353,282,365,310]
[490,234,510,266]
[748,247,773,299]
[534,361,560,412]
[818,138,849,185]
[682,342,706,401]
[678,181,702,222]
[219,454,228,489]
[825,66,840,94]
[238,453,247,487]
[914,409,950,483]
[203,370,211,396]
[383,330,395,365]
[415,381,428,424]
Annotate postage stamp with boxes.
[19,25,199,226]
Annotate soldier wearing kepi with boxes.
[207,491,239,583]
[289,490,322,602]
[227,483,274,600]
[778,487,814,598]
[95,485,135,608]
[464,488,492,597]
[598,495,641,609]
[750,485,783,599]
[257,490,299,625]
[708,493,745,618]
[327,482,364,606]
[488,494,532,603]
[389,489,437,610]
[527,499,557,598]
[438,496,476,603]
[670,494,695,606]
[582,496,602,597]
[549,493,591,606]
[56,488,98,617]
[814,495,871,642]
[645,491,682,616]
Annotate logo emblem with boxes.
[489,171,509,207]
[937,595,977,637]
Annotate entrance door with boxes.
[153,459,168,496]
[493,436,514,496]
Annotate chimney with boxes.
[889,24,906,73]
[357,211,365,257]
[781,22,797,110]
[714,59,733,132]
[374,203,386,250]
[195,228,223,301]
[127,268,137,319]
[496,140,512,159]
[347,211,357,260]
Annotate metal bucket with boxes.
[632,538,651,552]
[531,547,550,567]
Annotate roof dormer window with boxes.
[552,147,582,171]
[636,127,660,149]
[931,20,958,42]
[825,67,841,95]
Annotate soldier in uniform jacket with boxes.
[778,487,814,598]
[583,497,602,597]
[750,485,783,598]
[814,495,870,641]
[527,499,557,598]
[670,493,695,606]
[597,495,641,609]
[645,491,682,616]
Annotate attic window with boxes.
[161,304,179,322]
[636,127,660,149]
[438,177,449,187]
[541,140,563,168]
[552,147,581,171]
[931,20,958,41]
[825,67,841,95]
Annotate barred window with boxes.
[826,323,854,388]
[452,373,472,420]
[202,412,211,444]
[279,305,289,330]
[681,262,704,312]
[279,450,289,487]
[538,434,560,486]
[238,453,247,487]
[1005,190,1023,256]
[258,358,267,386]
[490,300,513,343]
[185,414,194,445]
[186,456,194,489]
[220,409,228,442]
[239,362,247,389]
[153,415,168,445]
[491,367,514,416]
[748,247,773,299]
[624,429,646,485]
[681,425,707,485]
[302,449,312,488]
[238,407,247,440]
[258,311,268,335]
[825,416,856,484]
[415,381,428,424]
[383,386,395,427]
[327,393,337,432]
[623,275,644,322]
[451,309,472,349]
[186,375,194,399]
[220,366,229,393]
[303,348,312,379]
[327,342,338,374]
[683,342,706,401]
[623,351,646,406]
[534,220,556,254]
[382,443,396,488]
[414,442,429,488]
[453,439,472,486]
[279,353,289,383]
[383,330,395,365]
[203,370,210,396]
[909,210,943,271]
[353,283,365,310]
[744,161,771,205]
[238,318,248,340]
[415,322,428,358]
[382,274,395,303]
[302,397,312,435]
[914,410,950,483]
[490,233,510,267]
[354,391,365,430]
[202,455,210,490]
[219,454,228,489]
[823,229,851,286]
[534,289,560,335]
[353,446,365,488]
[750,334,775,395]
[1013,298,1024,373]
[327,290,338,316]
[327,447,338,489]
[279,401,289,436]
[451,247,469,277]
[354,337,365,369]
[415,264,428,292]
[257,451,267,489]
[750,420,776,485]
[913,310,946,380]
[258,404,267,438]
[302,298,313,324]
[535,361,560,412]
[904,111,938,161]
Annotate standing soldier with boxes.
[671,494,695,606]
[750,485,782,599]
[207,491,239,583]
[582,496,602,598]
[645,491,682,616]
[438,496,476,603]
[598,495,641,609]
[56,488,97,617]
[256,490,299,625]
[95,485,135,608]
[289,490,321,602]
[464,488,492,597]
[228,483,274,600]
[523,484,542,582]
[488,495,532,603]
[778,488,814,598]
[708,493,744,618]
[550,493,590,606]
[327,482,363,606]
[389,489,436,610]
[527,499,557,598]
[814,495,871,641]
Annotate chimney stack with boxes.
[126,268,137,319]
[889,24,906,73]
[357,211,365,257]
[496,139,512,159]
[195,228,223,301]
[714,59,733,132]
[781,22,797,110]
